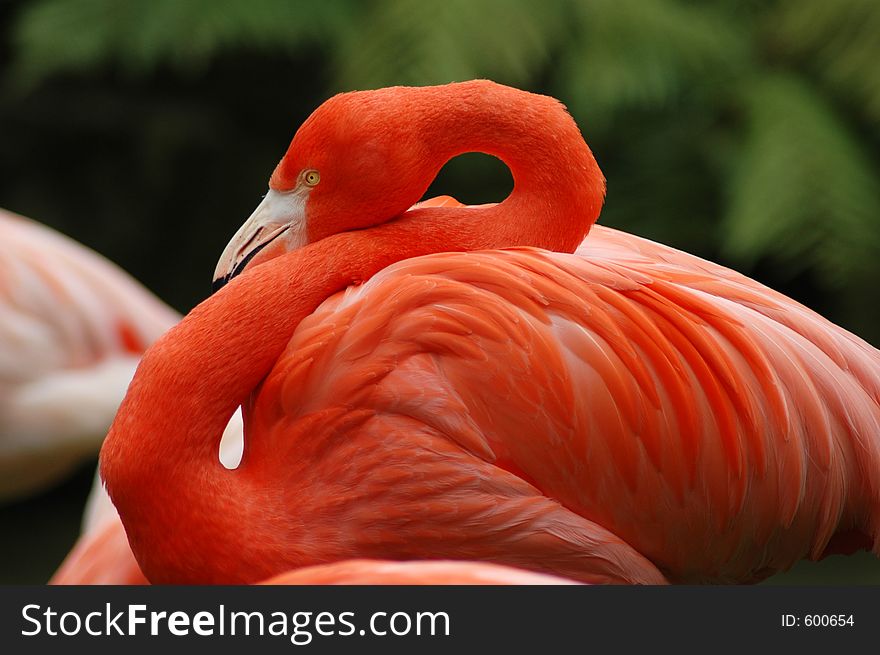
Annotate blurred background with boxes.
[1,0,879,583]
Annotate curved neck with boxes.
[100,83,606,583]
[101,248,357,583]
[414,80,605,252]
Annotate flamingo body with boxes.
[0,209,177,500]
[261,559,577,585]
[249,218,879,583]
[50,515,148,585]
[101,81,880,585]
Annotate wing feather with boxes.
[254,222,880,583]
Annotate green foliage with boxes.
[772,0,880,129]
[12,0,355,83]
[6,0,880,328]
[331,0,566,91]
[557,0,749,126]
[724,74,880,286]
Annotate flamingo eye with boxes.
[303,170,320,187]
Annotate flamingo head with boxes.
[213,86,444,291]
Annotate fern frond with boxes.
[723,74,880,287]
[12,0,355,85]
[772,0,880,129]
[331,0,566,90]
[556,0,749,126]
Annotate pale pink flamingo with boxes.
[0,208,177,501]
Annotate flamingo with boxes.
[49,511,149,584]
[53,530,571,585]
[0,208,239,582]
[260,560,576,585]
[0,208,178,501]
[100,80,880,585]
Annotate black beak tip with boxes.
[212,276,229,294]
[212,241,267,294]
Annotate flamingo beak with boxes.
[212,189,308,293]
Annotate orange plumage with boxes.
[100,81,880,585]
